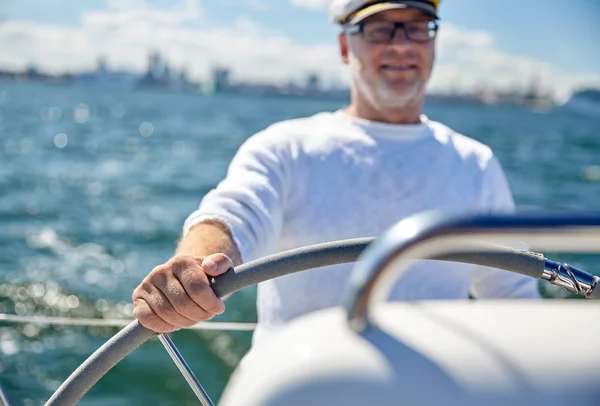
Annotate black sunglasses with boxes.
[345,19,439,43]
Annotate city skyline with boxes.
[1,0,599,102]
[1,49,560,111]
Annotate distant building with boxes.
[306,73,320,93]
[74,56,137,86]
[97,56,109,74]
[177,67,189,85]
[25,63,43,79]
[210,67,231,93]
[521,72,554,109]
[139,52,168,85]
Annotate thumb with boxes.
[198,253,234,277]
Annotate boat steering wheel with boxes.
[44,212,600,405]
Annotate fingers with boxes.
[175,259,226,315]
[133,279,195,329]
[198,253,234,277]
[150,269,216,322]
[132,297,178,333]
[132,254,232,333]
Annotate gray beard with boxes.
[348,52,421,110]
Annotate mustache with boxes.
[379,48,419,63]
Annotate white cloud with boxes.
[0,1,347,87]
[289,0,331,9]
[88,0,202,26]
[0,0,598,101]
[429,23,600,101]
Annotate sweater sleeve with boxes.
[469,155,542,299]
[182,131,290,263]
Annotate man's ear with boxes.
[338,33,349,65]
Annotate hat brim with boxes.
[347,2,438,25]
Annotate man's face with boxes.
[339,8,437,109]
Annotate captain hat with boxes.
[329,0,440,25]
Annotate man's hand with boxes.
[132,253,233,333]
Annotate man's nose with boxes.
[390,27,412,46]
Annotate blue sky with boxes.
[1,0,598,99]
[3,0,599,74]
